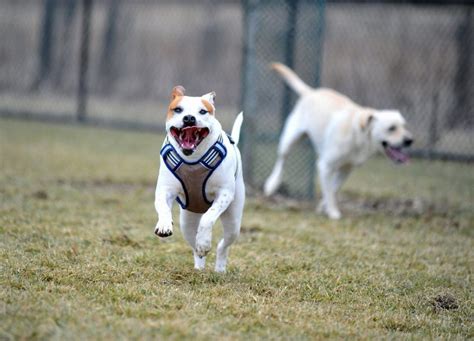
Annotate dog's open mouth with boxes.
[170,126,209,154]
[383,143,409,164]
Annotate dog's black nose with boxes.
[183,115,196,126]
[403,137,414,147]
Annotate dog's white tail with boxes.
[271,62,312,96]
[231,112,243,145]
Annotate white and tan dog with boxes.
[154,86,245,272]
[264,63,413,219]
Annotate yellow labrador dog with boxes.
[264,63,414,219]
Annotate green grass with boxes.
[1,118,473,340]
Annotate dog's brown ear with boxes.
[171,86,185,100]
[202,91,216,105]
[201,92,216,115]
[360,110,375,130]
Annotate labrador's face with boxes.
[371,110,414,164]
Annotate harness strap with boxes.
[160,135,227,213]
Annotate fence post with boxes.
[99,0,121,93]
[428,92,439,157]
[240,0,259,186]
[77,0,92,122]
[306,0,326,199]
[450,8,473,129]
[31,0,57,91]
[280,0,298,129]
[314,0,326,88]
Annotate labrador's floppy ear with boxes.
[171,86,185,100]
[360,110,375,130]
[202,91,216,105]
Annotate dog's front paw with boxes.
[195,232,212,258]
[154,220,173,238]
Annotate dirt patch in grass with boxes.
[431,293,459,312]
[250,189,465,219]
[102,233,141,248]
[57,178,154,190]
[32,190,48,200]
[340,193,447,217]
[241,224,264,234]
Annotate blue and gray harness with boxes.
[160,135,229,213]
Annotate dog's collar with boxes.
[161,134,226,168]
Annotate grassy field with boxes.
[1,118,473,340]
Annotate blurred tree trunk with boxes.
[200,2,219,73]
[31,0,58,91]
[99,0,122,94]
[53,0,77,88]
[449,9,473,128]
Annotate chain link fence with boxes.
[240,0,325,198]
[1,0,472,199]
[0,0,244,130]
[240,0,473,198]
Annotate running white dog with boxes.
[154,86,245,272]
[264,63,413,219]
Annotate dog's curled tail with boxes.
[231,112,244,145]
[271,62,312,96]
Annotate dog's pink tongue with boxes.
[181,128,196,150]
[385,147,409,164]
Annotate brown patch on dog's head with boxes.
[200,91,216,115]
[201,99,215,115]
[167,86,185,121]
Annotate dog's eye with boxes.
[173,107,183,114]
[388,125,397,132]
[199,109,208,115]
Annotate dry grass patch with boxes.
[1,119,473,339]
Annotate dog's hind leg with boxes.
[180,209,206,270]
[215,214,241,273]
[215,179,244,273]
[264,112,305,196]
